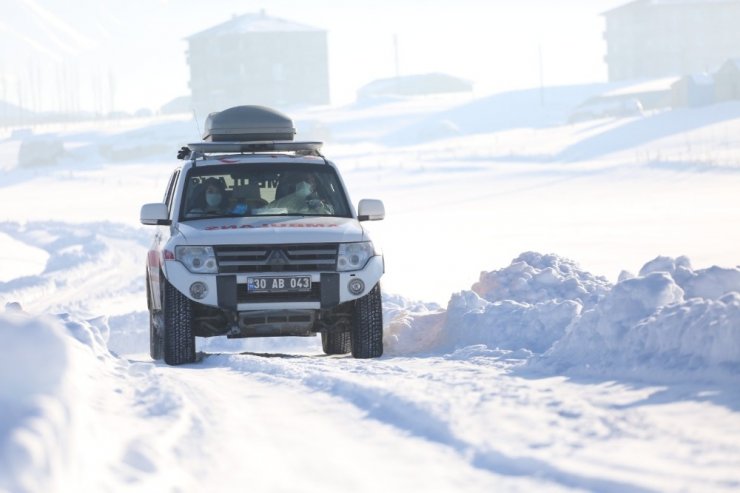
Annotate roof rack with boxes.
[178,140,324,160]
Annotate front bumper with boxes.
[163,255,384,310]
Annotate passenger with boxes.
[189,177,226,215]
[229,182,266,215]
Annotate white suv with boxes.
[140,106,385,365]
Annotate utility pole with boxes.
[108,69,116,116]
[16,83,24,126]
[0,73,6,126]
[394,34,400,79]
[538,42,545,107]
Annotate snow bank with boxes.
[383,294,446,354]
[0,307,111,493]
[543,257,740,374]
[386,253,740,375]
[472,252,611,309]
[444,292,582,353]
[385,252,610,355]
[0,233,49,282]
[638,255,740,300]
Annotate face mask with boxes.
[295,181,312,197]
[206,192,221,207]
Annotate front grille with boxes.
[215,244,338,273]
[236,283,321,303]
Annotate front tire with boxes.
[163,279,196,365]
[350,283,383,359]
[321,331,351,355]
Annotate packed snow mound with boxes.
[629,293,740,368]
[0,307,112,493]
[0,310,70,401]
[472,252,611,309]
[638,255,740,300]
[542,259,740,374]
[383,292,441,327]
[386,253,740,375]
[444,291,582,353]
[386,252,605,355]
[383,293,446,355]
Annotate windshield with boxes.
[179,163,351,221]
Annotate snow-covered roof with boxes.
[649,0,740,4]
[720,57,740,71]
[357,73,473,99]
[603,77,678,96]
[603,0,740,16]
[187,11,324,40]
[673,73,714,86]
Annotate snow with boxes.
[1,88,740,491]
[188,12,324,38]
[0,310,107,492]
[0,232,49,282]
[540,259,740,376]
[386,252,740,377]
[603,77,679,97]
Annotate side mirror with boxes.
[357,199,385,221]
[140,203,171,226]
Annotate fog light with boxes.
[348,278,365,295]
[190,282,208,299]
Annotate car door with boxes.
[148,169,180,310]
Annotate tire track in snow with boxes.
[0,221,150,317]
[200,352,660,492]
[82,358,206,492]
[147,361,522,493]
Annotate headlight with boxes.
[337,242,375,272]
[175,246,218,274]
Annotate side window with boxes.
[163,170,180,213]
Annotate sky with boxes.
[0,0,626,113]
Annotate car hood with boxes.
[174,216,367,245]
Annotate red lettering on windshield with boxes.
[204,223,339,230]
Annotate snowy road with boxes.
[75,348,733,493]
[3,217,737,492]
[141,355,508,493]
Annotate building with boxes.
[186,11,330,115]
[714,58,740,102]
[603,0,740,81]
[671,73,714,107]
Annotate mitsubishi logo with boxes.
[266,249,290,265]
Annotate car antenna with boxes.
[192,109,203,139]
[177,109,204,163]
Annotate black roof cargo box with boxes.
[202,105,296,142]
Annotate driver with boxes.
[271,173,334,214]
[269,173,324,212]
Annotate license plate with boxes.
[247,276,312,293]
